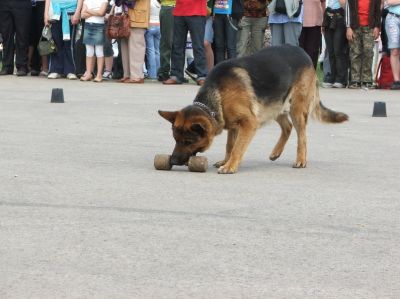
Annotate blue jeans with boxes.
[170,16,207,83]
[213,14,239,64]
[145,25,161,79]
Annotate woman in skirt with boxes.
[81,0,108,81]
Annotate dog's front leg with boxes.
[218,120,257,174]
[214,128,237,168]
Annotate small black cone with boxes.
[372,101,387,117]
[51,88,64,103]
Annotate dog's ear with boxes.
[190,123,207,137]
[158,110,178,124]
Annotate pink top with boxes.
[302,0,326,27]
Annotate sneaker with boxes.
[332,82,345,88]
[39,70,49,77]
[16,69,27,76]
[362,82,376,89]
[48,72,61,79]
[102,70,112,80]
[390,81,400,90]
[322,82,333,88]
[348,82,361,89]
[185,68,197,81]
[66,73,78,80]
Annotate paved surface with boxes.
[0,76,399,299]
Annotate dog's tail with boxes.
[312,82,349,123]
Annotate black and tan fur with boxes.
[159,45,348,174]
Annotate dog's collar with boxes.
[193,101,216,119]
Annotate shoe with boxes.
[157,74,169,82]
[362,82,376,89]
[322,82,333,88]
[48,72,61,79]
[197,79,205,86]
[16,70,27,76]
[390,81,400,90]
[93,77,103,83]
[30,70,40,76]
[332,82,345,88]
[348,82,361,89]
[163,78,182,85]
[125,78,144,84]
[102,70,112,80]
[40,71,49,77]
[117,77,130,83]
[0,68,13,75]
[67,73,78,80]
[185,68,197,81]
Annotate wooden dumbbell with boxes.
[154,154,208,172]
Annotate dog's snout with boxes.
[170,156,183,166]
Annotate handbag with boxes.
[213,0,233,15]
[106,12,131,39]
[37,26,57,56]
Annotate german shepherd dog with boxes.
[159,45,348,174]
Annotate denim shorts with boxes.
[204,17,214,43]
[385,13,400,49]
[83,22,105,45]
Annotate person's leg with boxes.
[348,27,362,85]
[282,22,302,46]
[48,20,64,75]
[94,45,104,81]
[236,16,251,57]
[12,0,31,74]
[154,25,161,75]
[168,16,188,83]
[128,28,146,80]
[225,16,238,59]
[102,25,113,78]
[251,17,267,54]
[300,26,321,69]
[0,6,15,73]
[188,16,207,81]
[81,44,95,81]
[158,5,174,80]
[145,27,157,79]
[120,35,130,79]
[385,14,400,86]
[323,29,335,85]
[203,17,214,71]
[390,48,400,83]
[213,14,226,64]
[360,27,375,84]
[333,19,348,85]
[63,20,77,76]
[270,23,285,46]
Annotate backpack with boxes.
[376,54,394,89]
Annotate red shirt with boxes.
[358,0,370,26]
[173,0,207,16]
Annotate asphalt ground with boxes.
[0,76,399,298]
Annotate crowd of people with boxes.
[0,0,399,90]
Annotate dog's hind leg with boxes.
[269,114,293,161]
[218,118,257,174]
[214,128,238,168]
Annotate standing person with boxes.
[0,0,32,76]
[157,0,176,81]
[213,0,244,64]
[163,0,208,85]
[322,0,348,88]
[345,0,382,88]
[145,0,161,80]
[117,0,150,84]
[267,0,303,46]
[44,0,83,79]
[236,0,268,57]
[385,0,400,89]
[102,0,115,80]
[29,0,49,76]
[80,0,108,82]
[299,0,325,68]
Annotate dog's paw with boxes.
[218,164,237,174]
[213,160,226,168]
[292,160,307,168]
[269,153,281,161]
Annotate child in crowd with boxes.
[345,0,382,88]
[385,0,400,89]
[81,0,108,82]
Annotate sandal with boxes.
[93,77,103,83]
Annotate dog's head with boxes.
[159,106,216,166]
